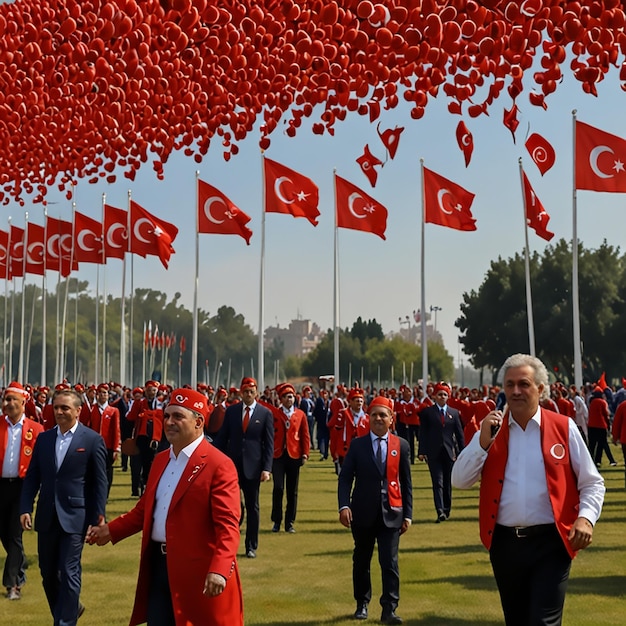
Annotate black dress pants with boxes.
[490,524,571,626]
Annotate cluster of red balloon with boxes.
[0,0,624,205]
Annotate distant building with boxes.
[264,318,325,358]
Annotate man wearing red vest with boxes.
[338,396,412,625]
[0,382,44,600]
[266,383,310,533]
[452,353,605,626]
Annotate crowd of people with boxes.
[1,354,621,624]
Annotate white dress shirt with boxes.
[55,422,79,469]
[151,435,204,543]
[452,407,605,526]
[2,415,24,478]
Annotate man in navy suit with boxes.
[338,396,412,625]
[214,377,273,559]
[20,388,108,626]
[418,382,465,522]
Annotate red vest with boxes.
[0,416,44,478]
[479,408,580,558]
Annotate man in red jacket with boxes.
[267,383,310,533]
[453,353,605,626]
[0,382,44,600]
[90,383,121,496]
[87,388,243,626]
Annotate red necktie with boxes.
[243,406,250,433]
[440,407,445,426]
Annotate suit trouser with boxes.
[0,478,26,588]
[351,514,400,612]
[271,453,302,529]
[136,435,156,488]
[426,449,454,516]
[146,542,175,626]
[490,524,571,626]
[37,513,84,626]
[239,474,261,552]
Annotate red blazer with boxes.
[126,398,163,441]
[271,406,310,460]
[328,407,369,460]
[108,438,243,626]
[42,404,56,431]
[611,402,626,443]
[90,404,121,452]
[0,416,44,477]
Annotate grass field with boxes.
[3,446,625,625]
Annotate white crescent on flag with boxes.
[47,234,60,259]
[107,223,126,248]
[134,217,153,243]
[204,196,227,224]
[77,229,97,251]
[275,177,294,204]
[27,242,45,264]
[348,192,367,218]
[589,146,614,179]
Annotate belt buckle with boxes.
[159,543,166,555]
[514,527,526,538]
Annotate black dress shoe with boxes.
[436,512,446,523]
[380,609,402,624]
[354,603,368,620]
[271,523,280,532]
[285,525,296,533]
[246,549,256,558]
[78,602,85,619]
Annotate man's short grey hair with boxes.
[500,353,550,401]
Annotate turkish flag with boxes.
[521,170,555,241]
[575,121,626,192]
[104,204,128,260]
[0,230,8,280]
[46,216,77,277]
[335,175,388,240]
[525,133,556,176]
[197,179,253,245]
[129,200,178,269]
[356,144,383,187]
[74,211,104,264]
[264,157,320,226]
[377,124,404,159]
[26,222,46,275]
[9,225,25,279]
[423,167,477,231]
[455,121,474,167]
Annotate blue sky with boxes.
[6,65,626,369]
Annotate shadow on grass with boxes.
[568,575,626,597]
[246,615,502,626]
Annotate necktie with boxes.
[243,406,250,433]
[376,437,383,467]
[440,407,445,426]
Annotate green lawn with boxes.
[4,447,625,625]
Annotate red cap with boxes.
[97,383,109,392]
[368,396,394,412]
[5,381,29,398]
[240,377,257,391]
[145,380,159,388]
[132,387,144,395]
[348,388,364,401]
[168,388,209,419]
[434,382,451,396]
[279,383,296,397]
[74,384,85,393]
[55,383,71,391]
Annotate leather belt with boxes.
[152,541,167,555]
[496,523,556,538]
[0,477,22,483]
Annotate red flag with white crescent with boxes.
[264,158,319,226]
[335,174,388,240]
[104,204,128,260]
[197,179,252,244]
[26,222,46,276]
[129,200,178,269]
[455,121,474,167]
[356,144,383,187]
[521,170,555,241]
[74,211,104,264]
[423,167,477,231]
[525,133,556,176]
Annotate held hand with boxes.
[479,410,503,451]
[339,508,352,528]
[203,572,226,597]
[568,516,594,551]
[86,522,112,546]
[20,513,32,531]
[418,454,427,462]
[260,471,271,482]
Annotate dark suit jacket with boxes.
[338,434,412,529]
[418,404,465,461]
[20,422,108,534]
[214,401,274,481]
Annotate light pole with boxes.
[429,305,442,333]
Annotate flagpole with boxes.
[419,160,428,386]
[7,216,14,381]
[258,154,266,390]
[59,201,76,382]
[128,190,136,387]
[333,170,340,387]
[41,207,47,386]
[18,213,28,382]
[518,159,536,356]
[571,110,583,388]
[120,201,128,386]
[95,193,105,383]
[191,171,200,388]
